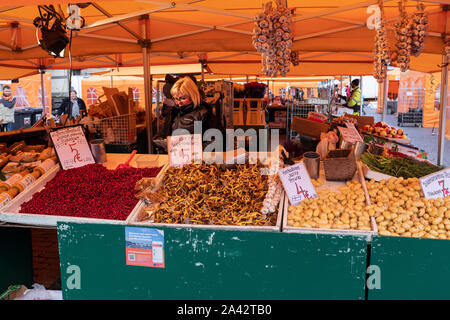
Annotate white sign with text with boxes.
[339,126,363,144]
[49,125,96,170]
[167,134,202,168]
[278,162,318,206]
[419,168,450,200]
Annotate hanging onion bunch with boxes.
[374,0,390,83]
[252,0,293,77]
[290,50,300,66]
[409,2,428,57]
[394,0,411,72]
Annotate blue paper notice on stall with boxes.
[125,227,165,268]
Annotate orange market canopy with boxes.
[1,0,449,161]
[0,0,449,76]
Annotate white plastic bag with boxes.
[315,132,329,160]
[14,284,62,300]
[315,131,339,159]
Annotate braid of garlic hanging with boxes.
[374,0,390,83]
[252,0,293,77]
[394,0,411,72]
[290,50,300,66]
[410,2,428,57]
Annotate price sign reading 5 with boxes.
[68,142,82,163]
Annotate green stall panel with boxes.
[369,236,450,300]
[0,226,34,292]
[58,222,368,300]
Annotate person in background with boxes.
[0,85,16,131]
[60,90,87,120]
[340,79,361,114]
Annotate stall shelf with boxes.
[0,154,168,228]
[127,193,284,233]
[128,151,284,232]
[281,164,378,240]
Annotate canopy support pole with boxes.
[382,76,389,122]
[141,15,153,153]
[438,8,449,166]
[40,69,46,116]
[360,76,364,114]
[438,53,448,166]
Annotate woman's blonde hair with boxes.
[170,77,201,107]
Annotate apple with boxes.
[363,124,370,132]
[385,128,391,134]
[401,135,407,139]
[390,129,397,136]
[374,127,381,133]
[397,129,404,135]
[375,121,383,128]
[380,130,387,137]
[393,134,400,138]
[387,134,392,138]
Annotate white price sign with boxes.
[339,126,363,144]
[419,168,450,200]
[168,134,202,168]
[278,162,318,206]
[49,125,96,170]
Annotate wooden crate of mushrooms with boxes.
[128,156,284,232]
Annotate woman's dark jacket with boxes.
[156,101,217,138]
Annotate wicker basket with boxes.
[323,149,357,181]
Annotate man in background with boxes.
[0,85,16,131]
[60,90,87,120]
[340,79,361,114]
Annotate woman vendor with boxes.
[153,75,217,151]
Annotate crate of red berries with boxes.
[0,159,167,227]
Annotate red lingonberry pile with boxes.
[20,164,162,220]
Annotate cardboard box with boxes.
[290,116,330,139]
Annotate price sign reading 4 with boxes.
[420,168,450,200]
[278,162,318,206]
[295,182,311,200]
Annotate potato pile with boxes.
[366,178,450,239]
[287,180,372,231]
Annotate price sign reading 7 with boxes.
[68,142,82,163]
[438,180,450,198]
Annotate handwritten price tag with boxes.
[168,134,202,168]
[420,168,450,200]
[339,126,363,144]
[278,162,318,206]
[49,125,96,170]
